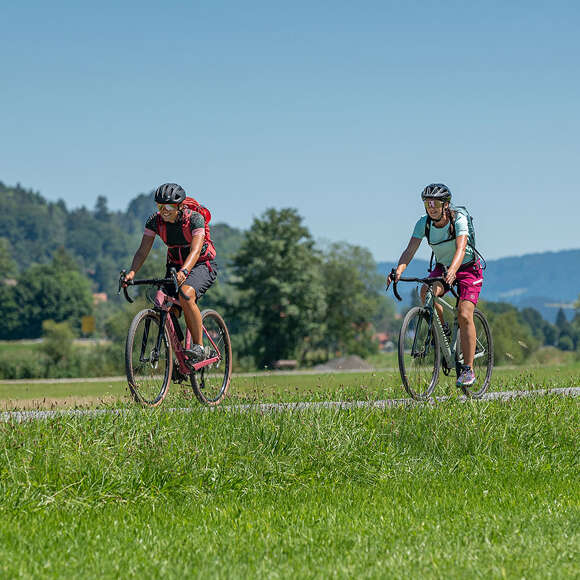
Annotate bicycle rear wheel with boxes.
[125,309,172,406]
[190,309,232,405]
[456,308,493,398]
[398,306,440,400]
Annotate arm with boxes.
[445,235,468,285]
[386,237,422,288]
[124,234,155,283]
[176,231,205,286]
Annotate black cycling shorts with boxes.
[165,261,218,301]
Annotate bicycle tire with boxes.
[456,308,493,398]
[398,306,440,400]
[190,309,232,405]
[125,309,172,406]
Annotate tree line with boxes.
[1,181,579,374]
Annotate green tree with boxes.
[554,307,576,349]
[485,309,540,365]
[14,253,94,338]
[0,284,20,339]
[0,238,17,278]
[125,192,155,234]
[373,296,399,335]
[557,335,574,351]
[41,320,75,364]
[94,195,110,222]
[233,208,326,367]
[555,308,570,332]
[520,307,558,346]
[211,223,245,278]
[319,242,384,357]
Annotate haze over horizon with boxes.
[2,1,578,263]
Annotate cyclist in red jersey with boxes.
[123,183,217,363]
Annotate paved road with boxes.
[1,387,578,423]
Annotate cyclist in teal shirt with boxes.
[387,184,484,388]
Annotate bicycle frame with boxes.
[146,289,222,375]
[423,288,461,368]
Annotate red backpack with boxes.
[156,197,216,266]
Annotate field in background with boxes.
[1,362,579,410]
[0,394,577,578]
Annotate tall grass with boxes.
[0,396,578,578]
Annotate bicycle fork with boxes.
[139,311,168,368]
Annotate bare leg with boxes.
[180,285,203,345]
[457,299,476,368]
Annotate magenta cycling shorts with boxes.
[429,261,484,305]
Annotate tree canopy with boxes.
[233,208,327,367]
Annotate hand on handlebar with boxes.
[444,266,457,287]
[121,270,135,288]
[176,270,187,287]
[386,267,401,290]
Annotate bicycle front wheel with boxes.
[456,308,494,398]
[398,306,440,400]
[125,309,172,406]
[190,309,232,405]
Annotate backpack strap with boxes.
[424,212,487,271]
[156,208,216,268]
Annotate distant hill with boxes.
[378,250,580,322]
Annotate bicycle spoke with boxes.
[126,310,172,406]
[190,310,232,405]
[456,309,493,398]
[398,307,440,400]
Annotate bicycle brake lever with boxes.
[440,266,460,298]
[169,267,191,301]
[118,270,126,295]
[118,269,135,303]
[388,268,403,302]
[169,267,179,295]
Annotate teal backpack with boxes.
[424,205,486,272]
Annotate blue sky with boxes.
[1,0,578,262]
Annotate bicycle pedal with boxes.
[184,345,206,364]
[171,367,188,383]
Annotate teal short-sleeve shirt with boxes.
[412,212,474,267]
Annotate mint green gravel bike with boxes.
[390,269,493,400]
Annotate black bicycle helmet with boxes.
[421,183,452,202]
[154,183,186,204]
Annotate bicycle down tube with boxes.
[153,289,222,374]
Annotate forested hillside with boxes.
[0,182,244,295]
[1,181,579,373]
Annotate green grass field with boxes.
[0,394,578,578]
[1,361,579,409]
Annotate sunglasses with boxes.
[424,199,445,209]
[157,203,179,211]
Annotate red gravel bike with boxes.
[119,269,232,406]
